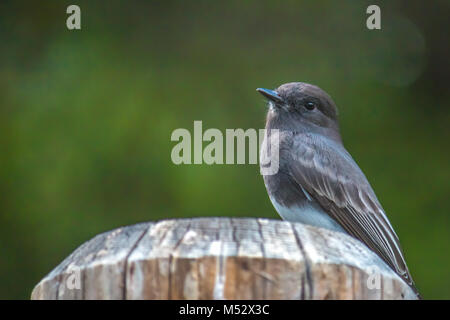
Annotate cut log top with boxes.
[31,218,417,300]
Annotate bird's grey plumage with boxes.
[258,82,419,296]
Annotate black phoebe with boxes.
[257,82,420,297]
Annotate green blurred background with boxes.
[0,0,448,299]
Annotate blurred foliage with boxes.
[0,0,448,299]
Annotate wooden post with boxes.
[31,218,417,300]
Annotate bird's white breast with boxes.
[269,195,347,234]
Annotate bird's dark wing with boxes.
[287,132,417,292]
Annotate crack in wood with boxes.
[122,223,152,299]
[168,219,192,299]
[291,223,314,299]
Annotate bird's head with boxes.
[257,82,340,137]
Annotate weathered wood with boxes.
[31,218,417,300]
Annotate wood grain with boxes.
[31,218,417,300]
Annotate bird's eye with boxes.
[305,102,315,110]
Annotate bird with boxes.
[257,82,420,297]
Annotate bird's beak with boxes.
[256,88,284,104]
